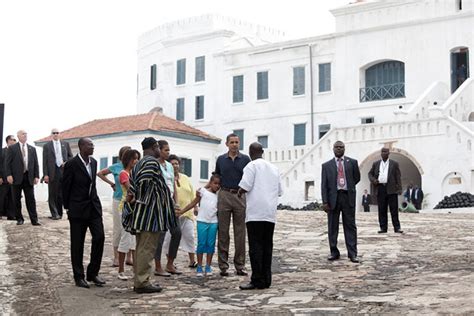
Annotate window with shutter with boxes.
[200,160,209,180]
[294,124,306,146]
[195,56,205,82]
[181,158,192,177]
[177,59,186,85]
[195,96,204,120]
[233,75,244,103]
[233,129,244,150]
[150,64,157,90]
[293,66,305,95]
[176,98,185,121]
[257,71,269,100]
[257,135,268,148]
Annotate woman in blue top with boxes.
[97,145,131,267]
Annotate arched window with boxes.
[360,61,405,102]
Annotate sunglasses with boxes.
[52,132,59,135]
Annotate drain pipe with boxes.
[309,44,315,145]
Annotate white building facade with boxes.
[137,1,474,209]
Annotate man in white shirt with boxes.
[238,142,282,290]
[43,128,73,219]
[368,147,403,233]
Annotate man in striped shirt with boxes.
[124,137,177,294]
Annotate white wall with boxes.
[34,133,219,205]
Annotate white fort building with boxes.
[37,0,472,208]
[136,0,473,209]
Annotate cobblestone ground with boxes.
[1,202,473,315]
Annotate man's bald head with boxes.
[249,142,263,161]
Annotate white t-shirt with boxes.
[239,158,282,223]
[196,188,218,224]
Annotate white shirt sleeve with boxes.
[238,163,255,192]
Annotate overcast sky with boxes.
[0,0,347,145]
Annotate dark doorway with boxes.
[451,47,470,93]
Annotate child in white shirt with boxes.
[180,174,221,276]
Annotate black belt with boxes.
[221,187,239,194]
[337,190,348,194]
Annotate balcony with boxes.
[360,82,405,102]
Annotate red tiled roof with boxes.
[36,112,220,143]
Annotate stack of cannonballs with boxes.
[277,201,322,211]
[434,192,474,209]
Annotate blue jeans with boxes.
[196,221,218,254]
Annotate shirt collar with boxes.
[226,151,242,159]
[78,153,90,166]
[334,156,345,162]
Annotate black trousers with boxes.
[327,191,357,258]
[69,215,105,281]
[0,184,15,219]
[377,184,401,231]
[363,204,370,212]
[246,221,274,289]
[48,166,64,217]
[11,172,38,224]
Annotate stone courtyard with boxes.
[1,202,473,315]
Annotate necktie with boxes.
[22,144,27,172]
[337,158,345,189]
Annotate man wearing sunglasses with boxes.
[43,129,73,220]
[0,135,17,220]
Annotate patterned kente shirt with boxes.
[122,155,177,233]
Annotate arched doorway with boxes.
[358,148,422,209]
[450,47,470,93]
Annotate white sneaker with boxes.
[118,272,128,280]
[196,265,204,277]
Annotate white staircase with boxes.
[273,79,474,209]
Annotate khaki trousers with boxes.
[134,231,160,288]
[217,190,246,272]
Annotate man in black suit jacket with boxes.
[62,137,105,288]
[5,130,41,225]
[321,141,361,263]
[368,147,403,233]
[0,135,17,220]
[362,189,371,212]
[43,128,73,220]
[412,185,424,210]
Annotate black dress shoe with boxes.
[394,229,404,233]
[7,217,16,221]
[16,220,24,225]
[86,275,106,286]
[32,222,41,226]
[236,270,248,276]
[239,283,256,290]
[220,270,229,277]
[327,254,340,261]
[349,256,360,263]
[378,230,387,233]
[75,279,90,288]
[134,284,163,293]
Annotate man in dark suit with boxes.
[368,147,403,233]
[43,128,73,220]
[412,185,424,210]
[62,137,105,288]
[5,130,41,226]
[362,189,371,212]
[0,135,17,220]
[321,141,361,263]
